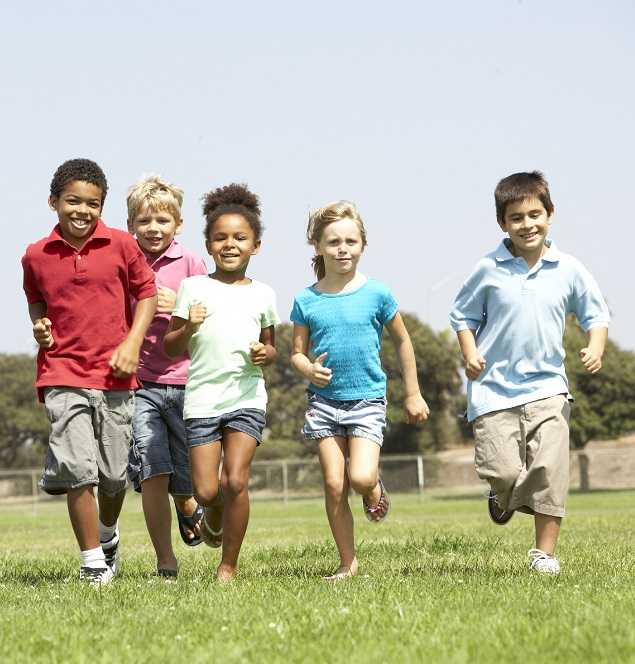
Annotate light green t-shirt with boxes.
[172,275,280,419]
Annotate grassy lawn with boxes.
[0,490,633,663]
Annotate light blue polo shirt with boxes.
[450,240,610,421]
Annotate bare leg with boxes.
[535,513,562,556]
[141,474,176,571]
[97,488,126,527]
[217,429,257,582]
[189,441,222,506]
[67,485,99,551]
[318,436,357,577]
[348,437,381,506]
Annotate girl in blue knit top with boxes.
[290,201,429,580]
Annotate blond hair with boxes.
[306,200,367,279]
[127,174,184,224]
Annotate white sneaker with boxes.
[528,548,560,575]
[101,527,120,576]
[80,565,114,586]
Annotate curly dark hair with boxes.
[50,158,108,204]
[202,183,262,240]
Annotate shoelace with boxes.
[528,548,553,568]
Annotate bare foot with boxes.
[216,564,237,584]
[363,481,382,508]
[324,557,358,582]
[201,505,224,548]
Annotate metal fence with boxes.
[1,445,634,504]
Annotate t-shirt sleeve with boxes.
[290,295,307,326]
[21,251,44,304]
[569,262,610,331]
[127,240,157,300]
[450,262,487,331]
[172,280,192,320]
[260,287,281,328]
[378,285,399,325]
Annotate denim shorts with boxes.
[185,408,267,447]
[41,387,134,496]
[302,392,387,446]
[128,382,192,496]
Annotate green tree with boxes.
[0,354,49,468]
[381,314,463,453]
[564,317,635,448]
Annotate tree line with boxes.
[2,314,635,468]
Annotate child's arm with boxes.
[456,329,486,380]
[579,326,608,374]
[163,302,207,357]
[28,302,54,349]
[385,313,430,424]
[109,294,157,378]
[249,326,277,366]
[290,323,332,387]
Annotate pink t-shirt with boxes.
[135,241,207,384]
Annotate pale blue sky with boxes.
[2,0,633,353]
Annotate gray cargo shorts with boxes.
[41,387,134,496]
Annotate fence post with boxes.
[416,455,424,497]
[281,460,288,505]
[31,470,38,501]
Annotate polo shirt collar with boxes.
[144,240,183,265]
[44,219,111,247]
[494,238,560,263]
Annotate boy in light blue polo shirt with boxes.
[450,171,609,575]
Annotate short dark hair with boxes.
[495,171,554,223]
[202,183,263,240]
[50,158,108,204]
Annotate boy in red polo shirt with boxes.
[22,159,157,585]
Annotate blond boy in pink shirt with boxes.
[126,176,210,578]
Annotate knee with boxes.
[348,469,377,496]
[323,474,347,499]
[221,472,249,497]
[193,482,220,507]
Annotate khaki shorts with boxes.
[41,387,134,496]
[473,394,571,518]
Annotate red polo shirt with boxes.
[22,220,157,400]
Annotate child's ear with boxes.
[48,196,58,211]
[251,239,262,255]
[126,219,135,235]
[175,218,184,235]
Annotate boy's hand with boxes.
[579,347,602,374]
[464,354,486,380]
[404,394,430,424]
[33,318,54,349]
[249,341,268,366]
[109,338,141,378]
[188,302,207,330]
[156,286,177,314]
[309,352,332,388]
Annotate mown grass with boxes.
[0,490,634,663]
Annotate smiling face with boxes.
[315,218,364,277]
[205,213,260,277]
[49,180,103,248]
[128,202,182,255]
[499,197,553,262]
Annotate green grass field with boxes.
[1,490,634,663]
